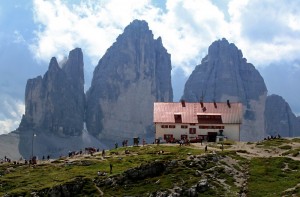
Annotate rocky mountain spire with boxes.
[182,38,268,141]
[19,48,85,136]
[86,19,173,142]
[265,94,300,137]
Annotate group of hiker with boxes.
[0,156,11,164]
[264,134,281,141]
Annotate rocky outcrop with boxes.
[86,20,173,142]
[265,94,300,137]
[182,38,268,141]
[19,48,85,136]
[16,48,93,158]
[94,153,247,196]
[34,177,101,197]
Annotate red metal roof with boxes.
[154,102,243,124]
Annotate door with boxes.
[207,132,217,142]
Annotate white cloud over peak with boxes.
[29,0,300,74]
[0,96,25,134]
[228,0,300,66]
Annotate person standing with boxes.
[110,163,113,174]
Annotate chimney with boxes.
[180,99,186,107]
[200,100,204,108]
[227,100,231,108]
[213,101,217,108]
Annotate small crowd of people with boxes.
[264,134,281,140]
[0,156,11,164]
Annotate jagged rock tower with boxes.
[19,48,85,136]
[17,48,95,158]
[86,20,173,142]
[182,38,267,141]
[265,94,300,137]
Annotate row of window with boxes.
[164,134,209,141]
[173,114,222,123]
[161,125,224,129]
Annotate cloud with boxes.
[29,0,300,72]
[228,0,300,66]
[30,0,229,75]
[13,30,26,44]
[0,95,25,134]
[30,0,159,64]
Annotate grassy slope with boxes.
[1,139,300,196]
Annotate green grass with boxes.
[281,148,300,157]
[279,145,292,150]
[256,138,290,149]
[291,138,300,143]
[248,157,300,197]
[2,142,300,196]
[0,145,204,196]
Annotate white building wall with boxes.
[222,124,240,141]
[155,123,240,142]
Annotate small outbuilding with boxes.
[153,100,243,143]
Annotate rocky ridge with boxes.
[1,20,299,160]
[9,20,173,159]
[86,20,173,142]
[18,48,85,136]
[182,38,268,141]
[265,94,300,137]
[16,48,104,158]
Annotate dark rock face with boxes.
[86,20,173,142]
[19,48,85,136]
[124,161,165,180]
[182,38,268,141]
[35,177,101,197]
[265,94,300,137]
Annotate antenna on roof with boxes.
[180,99,186,107]
[213,100,217,108]
[227,99,231,108]
[200,91,204,108]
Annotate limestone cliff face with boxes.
[86,20,173,141]
[265,94,300,137]
[182,38,267,141]
[19,48,85,136]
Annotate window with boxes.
[199,125,225,129]
[174,114,182,123]
[164,134,173,140]
[189,128,196,134]
[169,125,176,128]
[199,126,208,129]
[197,115,222,124]
[181,135,188,140]
[161,125,168,128]
[181,125,188,129]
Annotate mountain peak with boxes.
[182,39,267,141]
[265,94,300,137]
[48,57,60,73]
[126,19,149,31]
[86,19,173,141]
[208,38,243,63]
